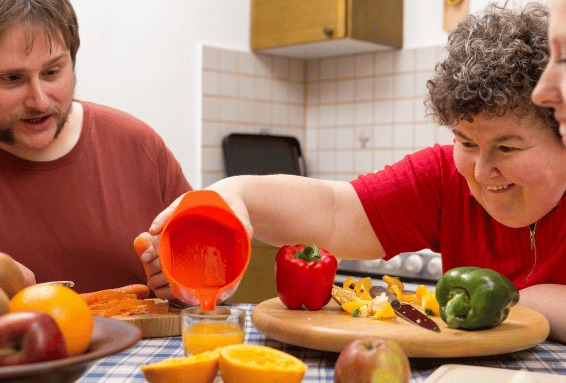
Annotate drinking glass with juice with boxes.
[182,307,245,355]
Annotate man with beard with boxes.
[0,0,192,293]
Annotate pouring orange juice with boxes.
[159,190,251,311]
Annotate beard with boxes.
[0,104,72,145]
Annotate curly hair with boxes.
[425,3,559,139]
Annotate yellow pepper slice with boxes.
[360,289,372,301]
[359,277,372,292]
[353,278,373,300]
[399,292,420,304]
[416,285,430,301]
[373,301,395,319]
[422,293,440,316]
[341,300,369,314]
[383,275,404,295]
[343,276,356,291]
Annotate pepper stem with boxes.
[445,288,471,329]
[294,244,321,262]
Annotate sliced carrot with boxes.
[82,284,169,318]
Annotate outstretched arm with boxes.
[519,284,566,343]
[150,174,384,260]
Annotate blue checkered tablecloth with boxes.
[77,303,566,383]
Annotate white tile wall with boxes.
[200,45,455,187]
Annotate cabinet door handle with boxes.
[323,27,334,37]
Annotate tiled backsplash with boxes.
[201,45,454,187]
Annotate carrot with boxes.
[81,284,168,318]
[134,235,153,280]
[80,291,128,306]
[80,284,150,304]
[114,284,151,299]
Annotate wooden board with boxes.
[115,312,181,338]
[251,298,550,358]
[423,364,566,383]
[110,300,182,338]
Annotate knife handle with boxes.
[369,286,401,310]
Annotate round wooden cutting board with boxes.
[251,298,550,358]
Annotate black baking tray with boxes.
[222,133,305,177]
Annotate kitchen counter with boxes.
[77,303,566,382]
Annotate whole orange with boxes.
[10,284,93,356]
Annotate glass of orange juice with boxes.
[181,306,245,356]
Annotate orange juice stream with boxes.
[183,321,245,355]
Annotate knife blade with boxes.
[369,285,440,332]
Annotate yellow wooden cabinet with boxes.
[251,0,403,59]
[229,238,279,304]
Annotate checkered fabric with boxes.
[76,303,566,383]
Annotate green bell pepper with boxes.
[435,267,520,330]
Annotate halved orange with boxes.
[141,349,219,383]
[219,344,307,383]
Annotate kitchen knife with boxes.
[369,285,441,332]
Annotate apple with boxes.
[0,311,68,366]
[334,337,410,383]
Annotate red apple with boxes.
[334,337,410,383]
[0,311,68,366]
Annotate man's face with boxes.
[0,22,74,153]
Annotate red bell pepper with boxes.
[275,244,338,310]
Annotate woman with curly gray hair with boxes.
[145,5,566,342]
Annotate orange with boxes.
[10,284,93,356]
[219,344,307,383]
[141,349,220,383]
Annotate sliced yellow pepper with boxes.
[416,285,430,301]
[360,289,372,301]
[422,293,440,316]
[373,301,395,319]
[359,277,372,292]
[383,275,404,295]
[343,276,356,291]
[354,277,373,300]
[341,299,367,314]
[398,292,420,304]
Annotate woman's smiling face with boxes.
[453,113,566,228]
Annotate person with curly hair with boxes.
[144,4,566,341]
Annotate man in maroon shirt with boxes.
[0,0,192,293]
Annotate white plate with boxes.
[424,364,566,383]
